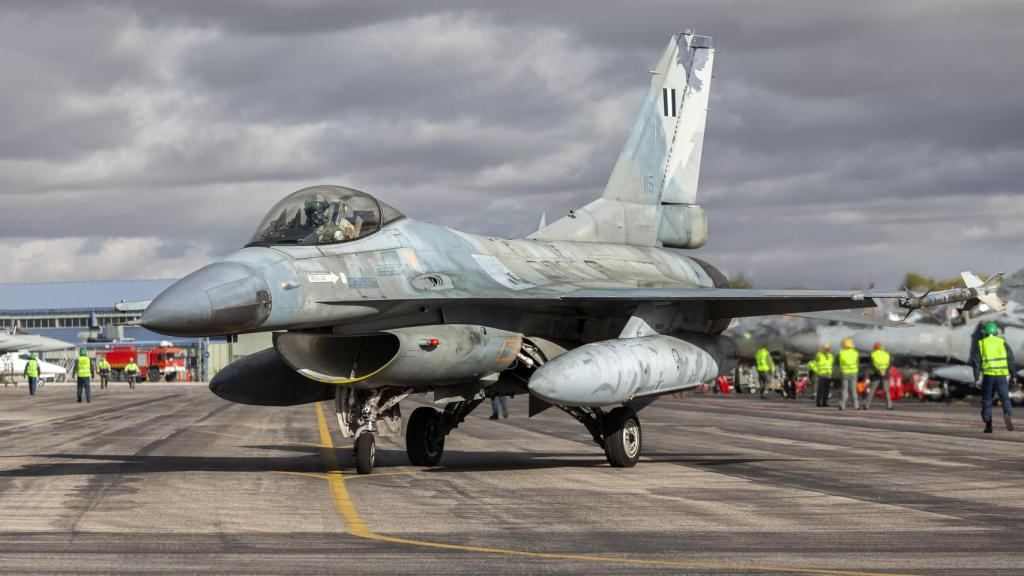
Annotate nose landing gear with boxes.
[335,387,411,475]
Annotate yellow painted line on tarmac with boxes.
[272,471,330,481]
[313,403,917,576]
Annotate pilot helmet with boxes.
[303,199,329,226]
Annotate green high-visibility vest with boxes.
[838,348,859,375]
[979,335,1010,376]
[807,359,818,375]
[815,352,834,376]
[871,349,890,374]
[98,359,110,371]
[26,358,39,378]
[76,357,92,378]
[755,348,773,372]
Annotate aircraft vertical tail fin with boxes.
[531,32,714,248]
[602,31,714,206]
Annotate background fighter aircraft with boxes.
[142,32,988,473]
[0,332,73,354]
[0,352,66,383]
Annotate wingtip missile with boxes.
[898,271,1005,312]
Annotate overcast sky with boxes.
[1,0,1021,287]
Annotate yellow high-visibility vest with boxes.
[815,352,834,376]
[755,348,773,372]
[76,357,92,378]
[838,348,859,375]
[26,358,39,378]
[871,349,890,374]
[979,335,1010,376]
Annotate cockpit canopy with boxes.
[248,185,403,247]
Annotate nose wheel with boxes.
[354,432,376,474]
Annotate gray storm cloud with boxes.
[0,0,1021,286]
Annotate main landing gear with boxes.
[337,387,483,474]
[405,399,483,467]
[561,405,642,467]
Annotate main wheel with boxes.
[603,406,642,468]
[406,407,445,466]
[355,432,375,475]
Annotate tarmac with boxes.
[1,383,1023,575]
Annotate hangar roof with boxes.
[0,279,175,314]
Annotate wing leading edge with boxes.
[562,288,902,319]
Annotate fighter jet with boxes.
[788,294,1021,401]
[0,352,67,383]
[0,332,73,354]
[142,32,986,473]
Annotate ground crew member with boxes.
[97,356,112,389]
[807,356,819,403]
[838,338,860,411]
[866,342,892,410]
[755,346,775,399]
[814,344,834,407]
[489,394,509,420]
[971,322,1015,433]
[24,353,40,396]
[74,348,95,403]
[124,359,140,390]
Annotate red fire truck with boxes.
[100,343,188,382]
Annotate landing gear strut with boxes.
[405,398,483,467]
[560,405,642,468]
[335,387,411,475]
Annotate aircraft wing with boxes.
[786,310,909,327]
[562,288,906,319]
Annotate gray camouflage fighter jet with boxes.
[0,332,73,354]
[142,32,989,473]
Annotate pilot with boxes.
[814,343,834,407]
[971,322,1015,433]
[303,199,357,243]
[837,338,860,411]
[301,199,331,244]
[865,342,892,410]
[755,346,774,399]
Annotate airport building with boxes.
[0,279,176,343]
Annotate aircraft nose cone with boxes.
[143,262,272,337]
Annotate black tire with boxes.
[406,407,445,467]
[355,433,375,475]
[148,370,160,382]
[604,406,642,468]
[165,372,177,382]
